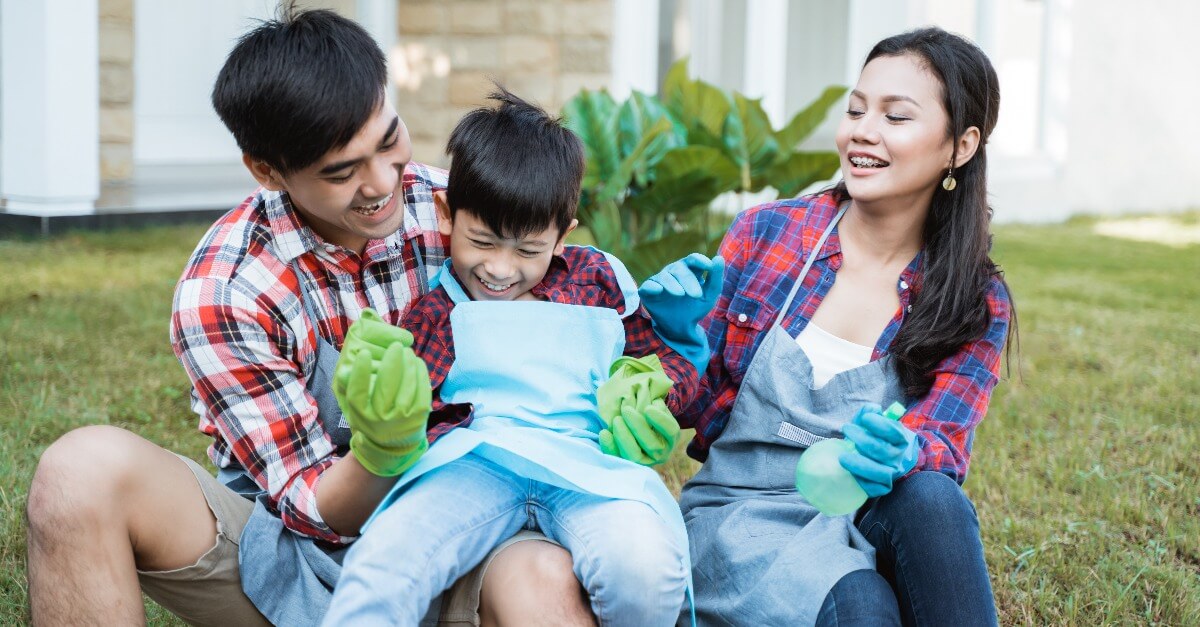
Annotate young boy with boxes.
[322,89,707,626]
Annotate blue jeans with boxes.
[854,471,998,627]
[815,569,900,626]
[323,454,688,627]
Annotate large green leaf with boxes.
[623,146,740,219]
[765,151,842,198]
[617,91,684,188]
[607,117,676,204]
[621,230,712,282]
[723,94,781,192]
[562,89,619,192]
[660,59,731,147]
[775,85,848,150]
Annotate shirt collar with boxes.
[263,188,416,264]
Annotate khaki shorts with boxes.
[137,455,558,627]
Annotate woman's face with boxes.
[835,53,955,212]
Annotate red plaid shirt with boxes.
[170,163,452,544]
[682,191,1012,483]
[404,246,700,418]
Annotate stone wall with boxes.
[394,0,613,167]
[99,0,133,182]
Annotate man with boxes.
[25,7,592,626]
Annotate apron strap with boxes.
[771,203,849,329]
[599,248,640,319]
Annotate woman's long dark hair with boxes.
[836,27,1017,398]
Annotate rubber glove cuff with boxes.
[352,431,428,477]
[838,404,920,498]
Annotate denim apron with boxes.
[679,206,906,625]
[366,252,694,619]
[224,263,351,627]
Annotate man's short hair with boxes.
[212,4,386,173]
[445,87,584,239]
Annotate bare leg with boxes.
[26,426,223,625]
[478,539,596,627]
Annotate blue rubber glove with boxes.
[838,404,920,498]
[639,253,725,374]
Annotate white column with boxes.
[358,0,399,105]
[1039,0,1071,164]
[845,0,913,85]
[688,0,724,85]
[611,0,661,99]
[1,0,99,216]
[742,0,788,126]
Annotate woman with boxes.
[674,27,1014,626]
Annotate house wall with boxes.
[99,0,133,182]
[1063,0,1200,216]
[393,0,613,167]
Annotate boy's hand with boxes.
[599,396,679,466]
[838,404,920,497]
[339,308,414,364]
[596,355,678,466]
[639,254,725,374]
[333,316,432,477]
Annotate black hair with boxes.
[445,87,584,239]
[211,2,386,173]
[835,26,1018,398]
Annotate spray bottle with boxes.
[794,402,906,516]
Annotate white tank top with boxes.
[795,322,873,388]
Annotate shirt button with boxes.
[737,313,748,323]
[906,305,913,313]
[324,244,338,253]
[899,280,909,290]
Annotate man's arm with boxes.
[172,276,391,542]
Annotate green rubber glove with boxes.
[596,355,679,465]
[333,317,432,477]
[340,308,415,362]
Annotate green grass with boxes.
[2,218,1198,625]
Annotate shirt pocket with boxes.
[722,293,774,381]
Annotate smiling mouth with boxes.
[849,156,889,168]
[351,192,393,216]
[477,276,515,293]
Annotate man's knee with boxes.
[513,540,578,593]
[27,426,141,533]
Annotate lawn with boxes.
[2,216,1197,625]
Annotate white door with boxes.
[133,1,275,166]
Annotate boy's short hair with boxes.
[212,4,386,174]
[446,87,584,239]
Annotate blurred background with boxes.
[2,2,1198,624]
[3,0,1200,231]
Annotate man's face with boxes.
[435,193,576,302]
[250,101,413,254]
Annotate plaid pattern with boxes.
[404,245,700,416]
[170,163,451,544]
[682,191,1012,483]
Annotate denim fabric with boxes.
[856,471,998,627]
[815,569,900,627]
[324,454,688,626]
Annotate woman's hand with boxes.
[639,253,725,374]
[838,404,920,497]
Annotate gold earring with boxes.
[941,167,957,191]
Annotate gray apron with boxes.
[678,205,907,626]
[221,263,352,627]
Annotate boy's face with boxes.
[245,101,412,254]
[435,192,577,302]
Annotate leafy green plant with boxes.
[561,59,846,279]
